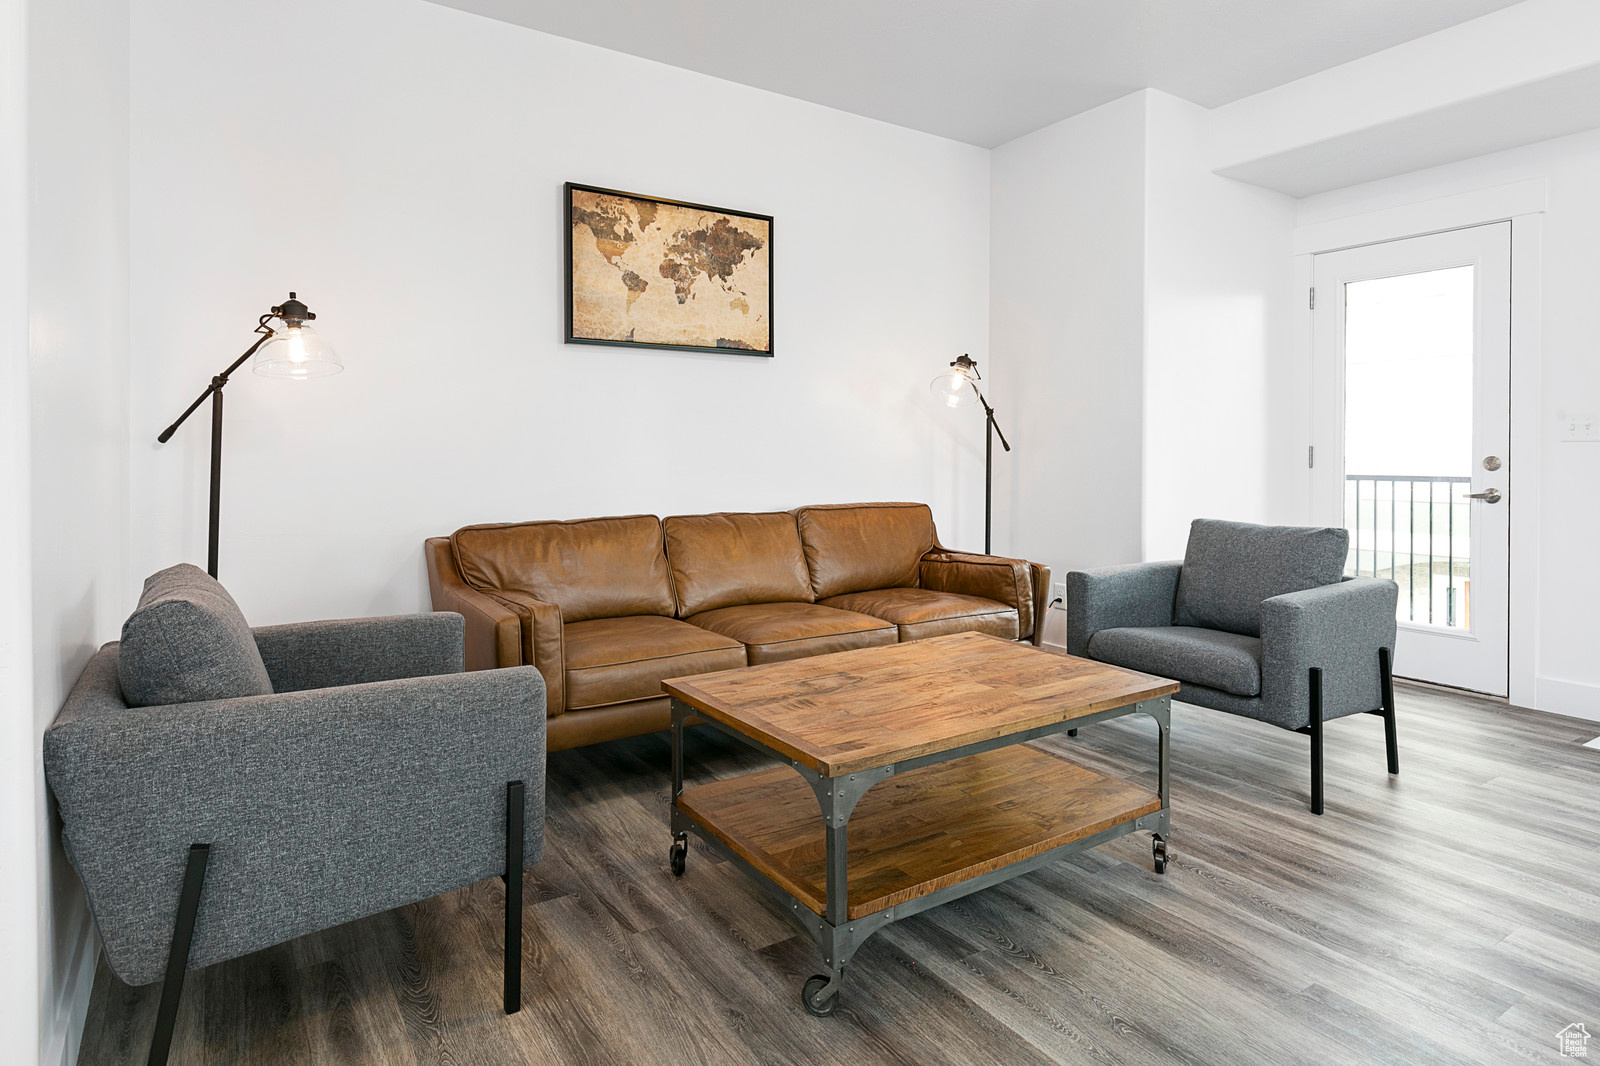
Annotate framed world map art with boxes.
[564,182,773,356]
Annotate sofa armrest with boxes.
[483,588,565,717]
[1028,562,1051,647]
[253,613,464,692]
[426,536,521,671]
[1064,561,1182,656]
[1261,577,1398,725]
[920,550,1036,640]
[43,649,546,987]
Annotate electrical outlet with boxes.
[1561,413,1599,441]
[1051,580,1066,607]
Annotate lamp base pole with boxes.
[207,382,224,578]
[984,410,993,555]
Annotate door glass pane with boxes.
[1343,266,1473,629]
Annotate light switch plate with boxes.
[1561,413,1599,441]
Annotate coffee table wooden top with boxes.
[662,631,1178,776]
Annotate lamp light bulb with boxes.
[930,364,978,409]
[253,321,342,379]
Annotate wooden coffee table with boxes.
[661,631,1179,1017]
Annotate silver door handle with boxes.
[1465,488,1502,503]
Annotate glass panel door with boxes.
[1311,223,1510,696]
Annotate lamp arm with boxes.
[156,315,276,444]
[971,383,1012,452]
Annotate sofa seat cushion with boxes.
[820,588,1019,641]
[1086,626,1262,697]
[1174,518,1349,637]
[564,616,745,711]
[685,602,897,665]
[118,563,274,707]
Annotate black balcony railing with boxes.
[1345,474,1473,628]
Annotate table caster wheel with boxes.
[1152,834,1169,875]
[801,975,838,1017]
[669,836,687,877]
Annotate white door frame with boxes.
[1289,181,1544,709]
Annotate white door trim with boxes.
[1289,186,1544,710]
[1507,214,1541,711]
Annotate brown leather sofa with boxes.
[426,502,1050,752]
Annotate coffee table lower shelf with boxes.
[670,742,1167,1015]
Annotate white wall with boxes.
[989,90,1294,582]
[1,1,41,1060]
[128,0,991,626]
[989,93,1147,580]
[26,0,132,1061]
[1295,129,1600,719]
[1142,91,1295,560]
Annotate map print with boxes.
[568,187,771,353]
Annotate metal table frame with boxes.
[668,693,1172,1014]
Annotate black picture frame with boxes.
[564,182,774,357]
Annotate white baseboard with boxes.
[1534,676,1600,725]
[43,920,97,1066]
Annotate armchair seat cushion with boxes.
[564,616,745,711]
[820,588,1018,641]
[1087,625,1262,697]
[685,602,897,665]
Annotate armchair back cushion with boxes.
[118,563,273,708]
[1174,519,1349,637]
[794,502,936,599]
[452,514,674,622]
[664,511,814,616]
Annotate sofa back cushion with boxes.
[452,515,675,622]
[664,511,814,616]
[1174,519,1350,636]
[793,502,937,599]
[118,563,274,707]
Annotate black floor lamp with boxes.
[931,354,1010,554]
[157,293,341,577]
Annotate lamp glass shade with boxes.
[930,366,977,408]
[253,324,342,380]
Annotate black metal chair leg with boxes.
[147,843,210,1066]
[1309,668,1324,816]
[504,780,524,1015]
[1379,647,1399,775]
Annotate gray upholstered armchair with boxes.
[43,565,546,1066]
[1067,519,1399,814]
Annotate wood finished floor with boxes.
[80,683,1600,1065]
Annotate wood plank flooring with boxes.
[78,683,1600,1065]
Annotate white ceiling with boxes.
[428,0,1526,147]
